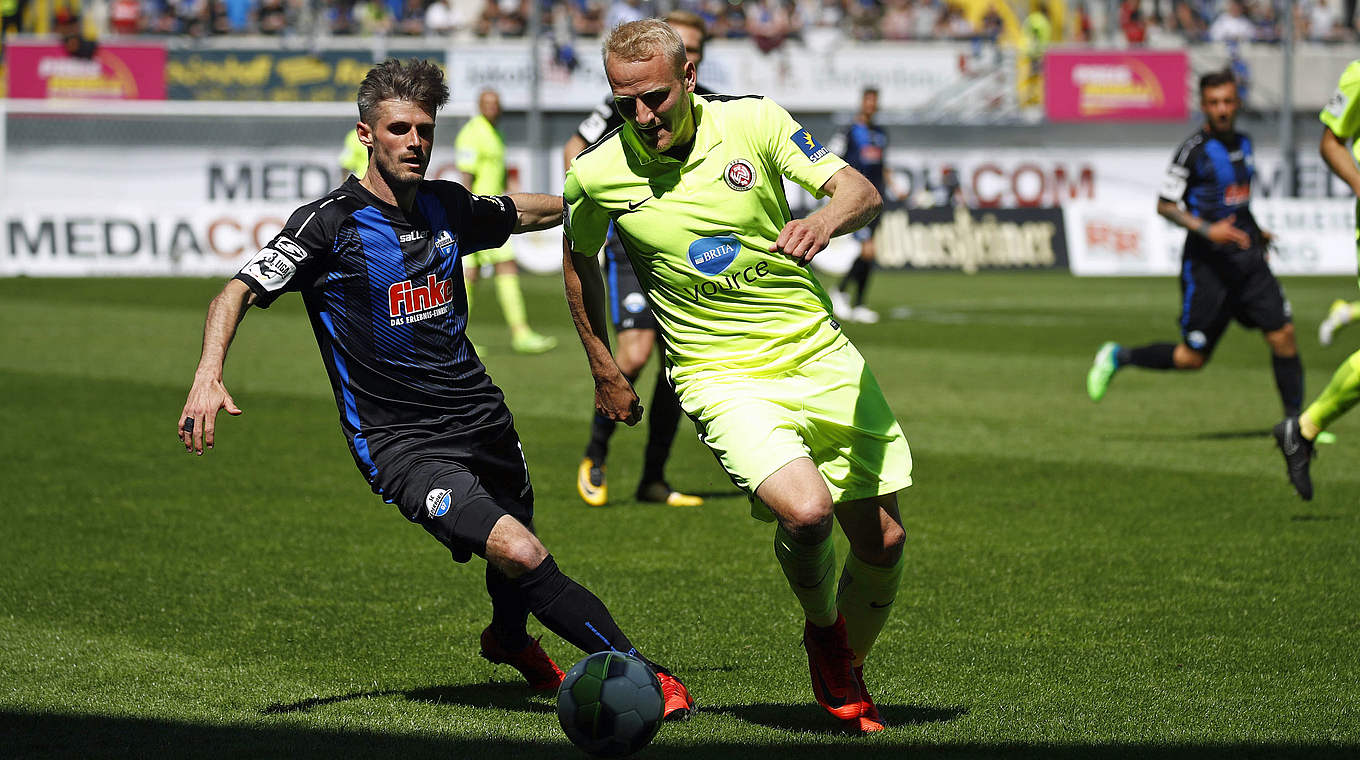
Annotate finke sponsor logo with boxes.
[388,274,454,326]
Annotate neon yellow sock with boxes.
[494,272,530,332]
[1303,349,1360,436]
[836,550,905,666]
[774,525,838,628]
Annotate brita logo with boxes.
[688,236,740,276]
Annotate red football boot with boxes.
[852,665,885,733]
[802,614,864,721]
[478,627,564,692]
[656,671,695,721]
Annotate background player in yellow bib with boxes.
[1273,60,1360,500]
[454,88,556,354]
[561,19,912,734]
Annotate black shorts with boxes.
[372,424,534,563]
[605,241,658,332]
[1178,248,1292,356]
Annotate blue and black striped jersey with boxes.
[829,120,887,192]
[1159,129,1262,255]
[235,176,518,486]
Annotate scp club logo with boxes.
[388,274,454,326]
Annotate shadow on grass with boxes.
[265,682,555,715]
[706,701,966,733]
[7,710,1358,760]
[1105,429,1273,442]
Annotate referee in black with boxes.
[176,58,692,718]
[1086,69,1303,418]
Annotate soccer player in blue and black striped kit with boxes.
[1087,70,1303,420]
[828,87,888,325]
[175,58,692,719]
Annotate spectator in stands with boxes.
[935,4,975,38]
[110,0,143,34]
[257,0,290,34]
[605,0,646,29]
[880,0,913,40]
[747,0,796,52]
[1209,0,1256,40]
[425,0,458,34]
[1120,0,1148,44]
[1304,0,1344,40]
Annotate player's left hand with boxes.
[595,372,643,426]
[770,217,832,266]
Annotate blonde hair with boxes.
[602,19,686,78]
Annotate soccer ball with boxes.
[556,651,664,758]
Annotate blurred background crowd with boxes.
[5,0,1360,48]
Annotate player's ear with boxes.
[683,61,696,93]
[356,121,373,149]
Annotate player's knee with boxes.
[1268,323,1297,355]
[1175,346,1207,370]
[488,531,549,578]
[779,501,835,543]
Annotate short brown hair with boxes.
[1198,69,1237,97]
[664,9,707,43]
[356,58,450,126]
[603,19,686,78]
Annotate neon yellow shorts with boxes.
[674,339,912,519]
[463,243,516,269]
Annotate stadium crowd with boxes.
[6,0,1360,45]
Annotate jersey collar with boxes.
[620,93,722,169]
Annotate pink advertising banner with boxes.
[6,42,166,100]
[1044,49,1188,122]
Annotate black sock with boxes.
[1272,353,1303,417]
[1117,343,1177,370]
[842,257,872,306]
[641,372,682,486]
[485,564,532,650]
[515,554,654,666]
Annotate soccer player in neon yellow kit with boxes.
[454,88,557,354]
[1274,60,1360,500]
[562,19,911,733]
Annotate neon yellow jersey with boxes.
[338,128,368,180]
[564,93,850,383]
[1321,60,1360,164]
[453,115,507,196]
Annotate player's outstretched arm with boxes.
[510,193,566,232]
[771,166,881,265]
[1321,126,1360,196]
[1155,199,1250,250]
[561,239,642,426]
[177,279,256,455]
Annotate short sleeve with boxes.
[1320,61,1360,140]
[440,181,517,253]
[563,170,610,256]
[758,97,848,198]
[1158,141,1195,204]
[234,201,333,308]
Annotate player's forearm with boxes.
[195,279,254,381]
[561,241,618,378]
[511,194,565,231]
[1320,127,1360,195]
[810,167,882,237]
[1157,199,1210,238]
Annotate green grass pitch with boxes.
[2,271,1357,758]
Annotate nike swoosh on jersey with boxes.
[624,197,650,211]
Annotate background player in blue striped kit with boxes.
[174,58,692,719]
[1087,70,1303,420]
